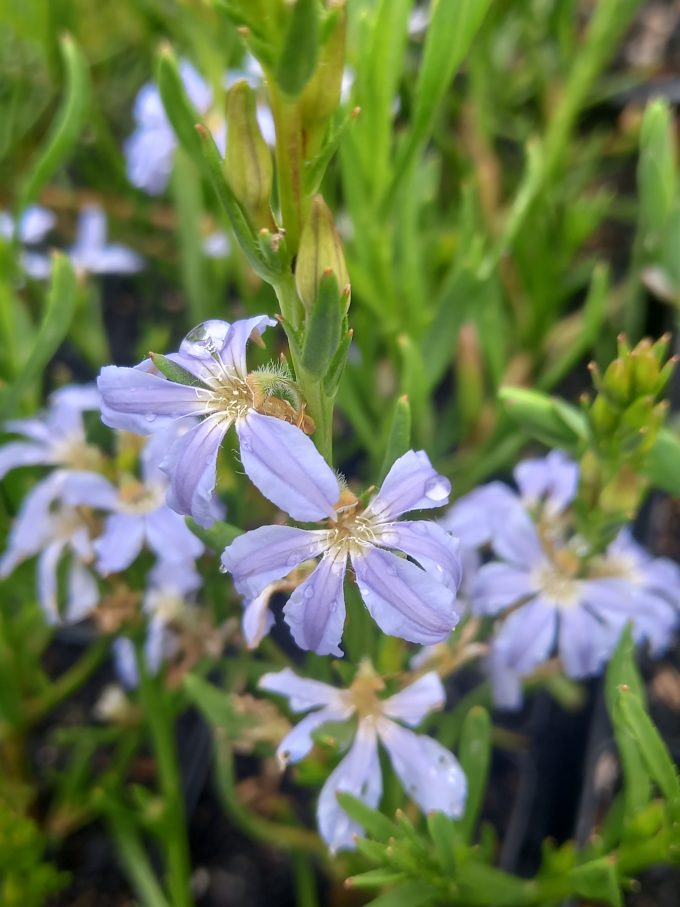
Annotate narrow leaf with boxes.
[457,705,491,843]
[569,858,622,907]
[379,395,412,483]
[150,352,208,389]
[275,0,319,96]
[301,271,343,377]
[618,687,680,806]
[336,792,397,841]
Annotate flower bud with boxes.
[295,194,349,311]
[299,5,346,158]
[225,80,274,228]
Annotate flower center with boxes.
[196,366,254,424]
[52,434,103,471]
[118,479,165,515]
[328,503,383,557]
[531,561,582,608]
[345,667,385,719]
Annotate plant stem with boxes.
[24,637,109,726]
[136,647,194,907]
[106,803,172,907]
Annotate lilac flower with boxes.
[114,561,202,688]
[0,384,101,481]
[0,471,98,623]
[260,666,466,852]
[0,205,56,279]
[63,426,205,574]
[98,317,339,528]
[473,505,679,706]
[222,450,462,655]
[68,206,143,275]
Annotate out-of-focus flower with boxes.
[0,472,99,623]
[0,205,56,279]
[63,426,204,574]
[260,665,466,852]
[222,450,461,655]
[98,317,334,528]
[69,206,144,275]
[0,384,101,480]
[202,231,231,259]
[126,56,274,196]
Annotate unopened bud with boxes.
[225,81,273,228]
[299,6,346,158]
[295,195,349,311]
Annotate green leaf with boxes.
[386,0,493,206]
[618,686,680,806]
[156,46,204,165]
[378,395,412,483]
[456,862,531,906]
[172,149,214,324]
[19,34,90,211]
[275,0,319,96]
[398,334,432,444]
[427,811,457,878]
[183,674,236,730]
[186,517,242,552]
[322,329,352,397]
[195,124,276,282]
[304,106,359,196]
[0,253,77,418]
[366,881,439,907]
[638,99,677,237]
[301,271,344,377]
[346,869,406,890]
[499,386,586,451]
[646,428,680,497]
[457,705,491,843]
[568,858,622,907]
[336,792,397,841]
[149,352,209,388]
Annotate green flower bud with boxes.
[295,194,350,311]
[225,80,274,228]
[299,5,346,158]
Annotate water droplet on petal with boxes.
[358,586,369,597]
[303,584,315,599]
[424,476,450,502]
[181,320,230,358]
[240,438,252,452]
[218,564,228,574]
[144,412,157,423]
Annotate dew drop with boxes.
[303,584,315,599]
[218,563,228,574]
[180,320,229,357]
[358,586,369,597]
[144,412,157,423]
[241,438,252,452]
[385,562,398,577]
[424,476,450,502]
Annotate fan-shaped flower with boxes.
[260,665,467,852]
[222,450,462,654]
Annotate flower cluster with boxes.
[260,665,466,852]
[442,452,680,708]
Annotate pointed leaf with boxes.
[301,271,344,377]
[457,705,491,843]
[379,396,412,483]
[275,0,319,96]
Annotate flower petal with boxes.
[258,667,343,712]
[276,705,354,766]
[366,450,450,521]
[161,416,228,528]
[317,720,382,853]
[489,505,545,567]
[242,588,276,649]
[145,506,204,563]
[97,365,205,433]
[283,552,348,656]
[352,546,459,645]
[222,525,329,597]
[440,481,518,548]
[558,606,614,679]
[471,562,537,615]
[380,520,462,590]
[95,514,146,574]
[221,316,276,378]
[237,413,340,522]
[0,473,65,576]
[66,561,99,622]
[62,471,119,511]
[377,718,466,818]
[488,652,524,711]
[0,441,50,479]
[491,598,558,675]
[37,541,65,624]
[381,672,445,726]
[514,450,578,516]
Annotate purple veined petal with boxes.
[351,546,459,645]
[37,540,66,624]
[113,638,139,689]
[317,719,382,853]
[62,471,119,511]
[641,557,680,604]
[277,705,354,767]
[19,205,56,244]
[440,481,519,548]
[489,504,545,568]
[366,450,451,522]
[514,450,578,516]
[145,506,204,563]
[381,672,446,726]
[242,588,276,649]
[141,419,195,483]
[0,473,66,575]
[97,365,206,432]
[148,559,202,596]
[161,416,229,528]
[259,667,344,712]
[95,513,146,574]
[379,520,462,590]
[471,561,538,616]
[219,315,277,378]
[581,578,676,657]
[222,525,329,597]
[66,561,98,623]
[283,551,348,657]
[0,441,51,479]
[487,650,524,711]
[492,597,558,675]
[237,412,340,522]
[620,590,678,655]
[376,717,466,818]
[557,605,614,679]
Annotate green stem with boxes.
[106,803,172,907]
[292,853,319,907]
[24,637,109,726]
[214,733,328,860]
[136,647,194,907]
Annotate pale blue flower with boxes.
[0,205,55,279]
[260,667,466,852]
[222,450,462,655]
[69,206,143,275]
